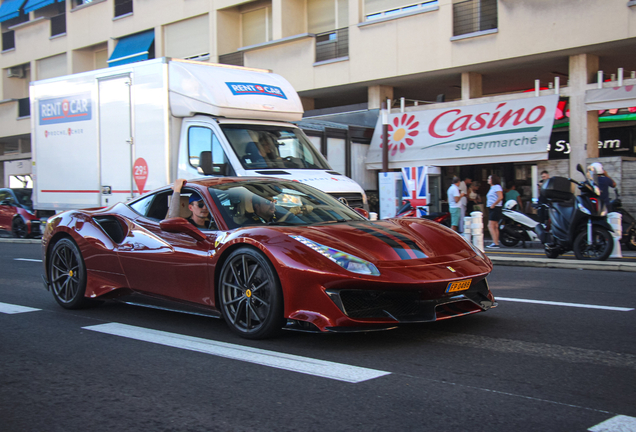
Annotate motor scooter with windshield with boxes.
[534,164,613,260]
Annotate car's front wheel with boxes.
[219,247,283,339]
[12,218,28,238]
[49,238,92,309]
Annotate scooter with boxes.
[499,200,539,247]
[610,190,636,251]
[534,164,614,260]
[397,200,451,227]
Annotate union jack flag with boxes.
[401,166,427,204]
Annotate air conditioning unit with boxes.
[7,66,25,78]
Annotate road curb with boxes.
[0,238,42,244]
[489,256,636,272]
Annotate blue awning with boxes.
[0,0,26,23]
[108,30,155,67]
[23,0,61,14]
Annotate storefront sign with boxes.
[367,95,559,168]
[549,127,634,159]
[585,85,636,111]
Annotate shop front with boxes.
[366,94,560,218]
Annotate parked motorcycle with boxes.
[499,200,539,247]
[534,164,614,260]
[397,200,451,227]
[610,190,636,251]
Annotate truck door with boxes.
[98,75,133,207]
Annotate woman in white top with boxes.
[486,174,504,248]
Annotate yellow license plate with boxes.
[446,279,472,293]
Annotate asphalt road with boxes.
[1,242,635,432]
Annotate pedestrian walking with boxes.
[447,176,465,232]
[486,174,504,248]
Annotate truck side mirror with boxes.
[159,217,207,242]
[199,151,213,175]
[199,151,229,176]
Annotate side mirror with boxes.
[159,217,207,242]
[199,151,228,176]
[576,163,585,174]
[353,208,369,219]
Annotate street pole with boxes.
[382,101,389,172]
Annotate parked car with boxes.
[0,188,51,238]
[41,177,496,339]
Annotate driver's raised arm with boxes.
[166,178,187,219]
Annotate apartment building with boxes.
[1,0,635,211]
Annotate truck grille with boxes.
[328,193,364,209]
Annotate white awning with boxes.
[585,85,636,111]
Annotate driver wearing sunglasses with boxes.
[167,178,214,229]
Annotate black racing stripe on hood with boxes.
[352,223,428,260]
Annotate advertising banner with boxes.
[367,95,559,168]
[585,85,636,111]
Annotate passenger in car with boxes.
[246,194,313,225]
[167,178,215,229]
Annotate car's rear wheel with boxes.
[12,218,28,238]
[49,238,92,309]
[219,247,283,339]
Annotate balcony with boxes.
[315,27,348,64]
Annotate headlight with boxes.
[290,235,380,276]
[577,202,591,215]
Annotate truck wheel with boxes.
[218,247,284,339]
[12,218,28,238]
[573,227,612,261]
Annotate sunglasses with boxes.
[192,201,206,208]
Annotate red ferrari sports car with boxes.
[42,177,496,339]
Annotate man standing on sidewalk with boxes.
[448,176,465,232]
[459,177,472,232]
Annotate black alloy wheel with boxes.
[49,238,92,309]
[12,218,28,238]
[219,247,283,339]
[573,227,613,261]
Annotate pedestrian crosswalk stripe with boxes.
[84,322,391,383]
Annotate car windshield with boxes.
[220,124,331,170]
[208,180,365,229]
[13,189,33,209]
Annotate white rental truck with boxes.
[31,58,367,211]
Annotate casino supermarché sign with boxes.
[367,95,559,168]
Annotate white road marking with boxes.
[14,258,42,262]
[496,297,634,312]
[0,302,41,314]
[589,415,636,432]
[83,323,391,383]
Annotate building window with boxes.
[75,0,95,5]
[51,12,66,36]
[315,27,348,63]
[241,7,272,47]
[218,51,244,67]
[18,97,30,118]
[364,0,438,21]
[308,0,348,33]
[2,30,15,51]
[114,0,132,17]
[453,0,497,37]
[164,14,210,60]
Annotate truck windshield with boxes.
[220,124,331,170]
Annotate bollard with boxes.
[369,212,378,221]
[607,212,622,258]
[470,211,484,251]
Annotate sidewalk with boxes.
[483,241,636,272]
